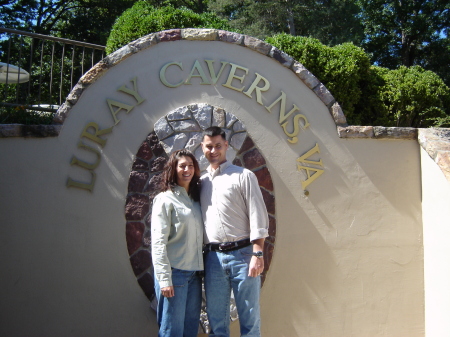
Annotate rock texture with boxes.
[418,128,450,183]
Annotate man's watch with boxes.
[251,251,263,258]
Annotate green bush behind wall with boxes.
[106,2,232,54]
[267,34,450,128]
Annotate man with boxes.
[200,126,269,337]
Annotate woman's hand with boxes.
[161,286,174,298]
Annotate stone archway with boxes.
[125,103,276,330]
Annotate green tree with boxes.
[358,0,450,75]
[105,2,232,54]
[380,66,450,127]
[208,0,364,45]
[0,0,137,45]
[137,0,210,13]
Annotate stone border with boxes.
[418,128,450,183]
[0,124,61,137]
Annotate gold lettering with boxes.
[107,99,134,125]
[243,73,270,105]
[297,143,324,189]
[70,141,102,170]
[80,122,113,147]
[118,77,145,104]
[185,60,210,85]
[66,141,101,192]
[222,63,248,92]
[281,114,310,144]
[265,91,299,123]
[66,171,96,192]
[205,60,228,85]
[160,62,184,88]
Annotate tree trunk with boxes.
[286,4,295,35]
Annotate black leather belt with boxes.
[204,238,251,252]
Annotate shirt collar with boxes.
[173,185,189,196]
[207,161,231,175]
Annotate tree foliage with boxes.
[380,66,450,127]
[0,0,136,44]
[267,34,371,121]
[267,33,450,127]
[208,0,364,45]
[105,2,232,54]
[358,1,450,76]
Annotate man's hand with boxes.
[161,286,174,297]
[248,238,265,277]
[248,255,264,277]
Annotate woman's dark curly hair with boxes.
[159,149,201,201]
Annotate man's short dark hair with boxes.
[202,126,226,141]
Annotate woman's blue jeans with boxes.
[204,244,261,337]
[154,268,202,337]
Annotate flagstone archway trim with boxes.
[52,28,350,128]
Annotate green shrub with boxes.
[106,2,233,54]
[380,66,450,127]
[267,33,450,127]
[0,105,55,125]
[266,34,371,122]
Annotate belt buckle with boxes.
[219,242,231,251]
[219,242,238,251]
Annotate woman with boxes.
[151,149,203,337]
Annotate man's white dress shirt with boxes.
[200,161,269,244]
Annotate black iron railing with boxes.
[0,27,105,115]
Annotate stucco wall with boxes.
[0,30,426,336]
[421,147,450,337]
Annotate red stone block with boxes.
[238,136,254,154]
[125,194,150,221]
[263,243,274,271]
[150,157,166,172]
[243,148,266,169]
[126,222,145,255]
[143,230,151,248]
[132,158,149,171]
[138,272,155,301]
[158,29,182,42]
[260,189,275,215]
[145,174,163,197]
[136,141,153,161]
[232,158,243,167]
[128,171,149,193]
[130,249,152,276]
[268,216,276,241]
[254,167,273,191]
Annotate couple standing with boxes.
[151,126,269,337]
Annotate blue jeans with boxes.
[204,244,261,337]
[155,268,202,337]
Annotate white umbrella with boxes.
[0,62,30,83]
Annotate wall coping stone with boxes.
[418,128,450,183]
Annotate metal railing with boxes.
[0,27,105,114]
